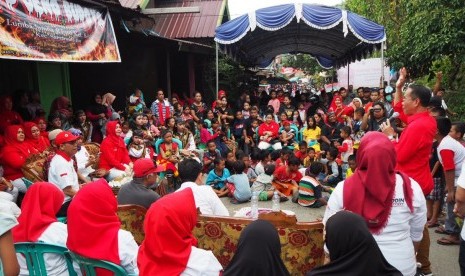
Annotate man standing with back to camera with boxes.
[381,67,436,276]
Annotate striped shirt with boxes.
[297,176,322,207]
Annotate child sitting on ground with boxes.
[128,129,153,162]
[157,130,180,177]
[304,147,317,168]
[335,126,353,179]
[273,156,302,198]
[239,152,257,187]
[295,162,331,208]
[275,148,292,167]
[295,141,308,165]
[254,149,270,176]
[226,161,252,204]
[279,121,295,147]
[346,154,357,179]
[206,158,230,197]
[252,164,288,201]
[321,148,341,187]
[225,150,236,172]
[203,140,221,172]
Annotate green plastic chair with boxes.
[68,251,133,276]
[14,242,77,276]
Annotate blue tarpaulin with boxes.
[215,4,386,69]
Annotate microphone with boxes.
[378,112,400,131]
[389,112,400,120]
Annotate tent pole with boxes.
[381,41,384,88]
[347,63,350,90]
[216,42,219,99]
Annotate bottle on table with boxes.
[250,191,259,219]
[272,191,280,212]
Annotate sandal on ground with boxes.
[434,226,449,235]
[437,236,460,246]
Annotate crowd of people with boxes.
[0,67,464,275]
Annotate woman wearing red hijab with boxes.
[0,125,34,194]
[323,132,426,276]
[329,95,346,123]
[99,121,132,181]
[67,179,138,275]
[0,96,23,134]
[138,188,222,275]
[12,182,80,275]
[23,122,50,153]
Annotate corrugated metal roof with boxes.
[151,0,227,39]
[119,0,150,9]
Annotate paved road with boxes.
[221,197,460,276]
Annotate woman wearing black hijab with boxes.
[224,220,289,276]
[307,211,402,276]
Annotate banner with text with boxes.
[0,0,121,62]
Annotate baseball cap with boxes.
[133,158,165,178]
[55,131,79,146]
[48,129,63,141]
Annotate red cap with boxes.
[283,120,291,126]
[55,131,79,145]
[133,158,165,178]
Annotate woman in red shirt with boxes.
[0,125,34,193]
[23,122,50,153]
[258,112,281,150]
[99,121,132,181]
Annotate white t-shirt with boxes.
[437,135,465,186]
[75,147,94,178]
[177,182,229,216]
[18,224,138,276]
[48,154,79,203]
[254,162,265,176]
[323,174,427,276]
[181,246,222,276]
[17,222,81,276]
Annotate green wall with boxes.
[36,62,70,116]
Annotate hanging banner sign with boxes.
[0,0,121,62]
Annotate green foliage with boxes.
[280,54,321,74]
[344,0,465,79]
[201,51,248,103]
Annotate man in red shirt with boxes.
[381,67,436,276]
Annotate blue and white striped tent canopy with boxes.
[215,4,386,69]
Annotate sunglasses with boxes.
[372,108,382,112]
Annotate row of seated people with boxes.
[0,159,325,275]
[0,117,354,215]
[1,157,401,275]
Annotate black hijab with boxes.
[224,220,290,276]
[307,211,402,276]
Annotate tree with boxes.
[344,0,465,86]
[280,54,321,74]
